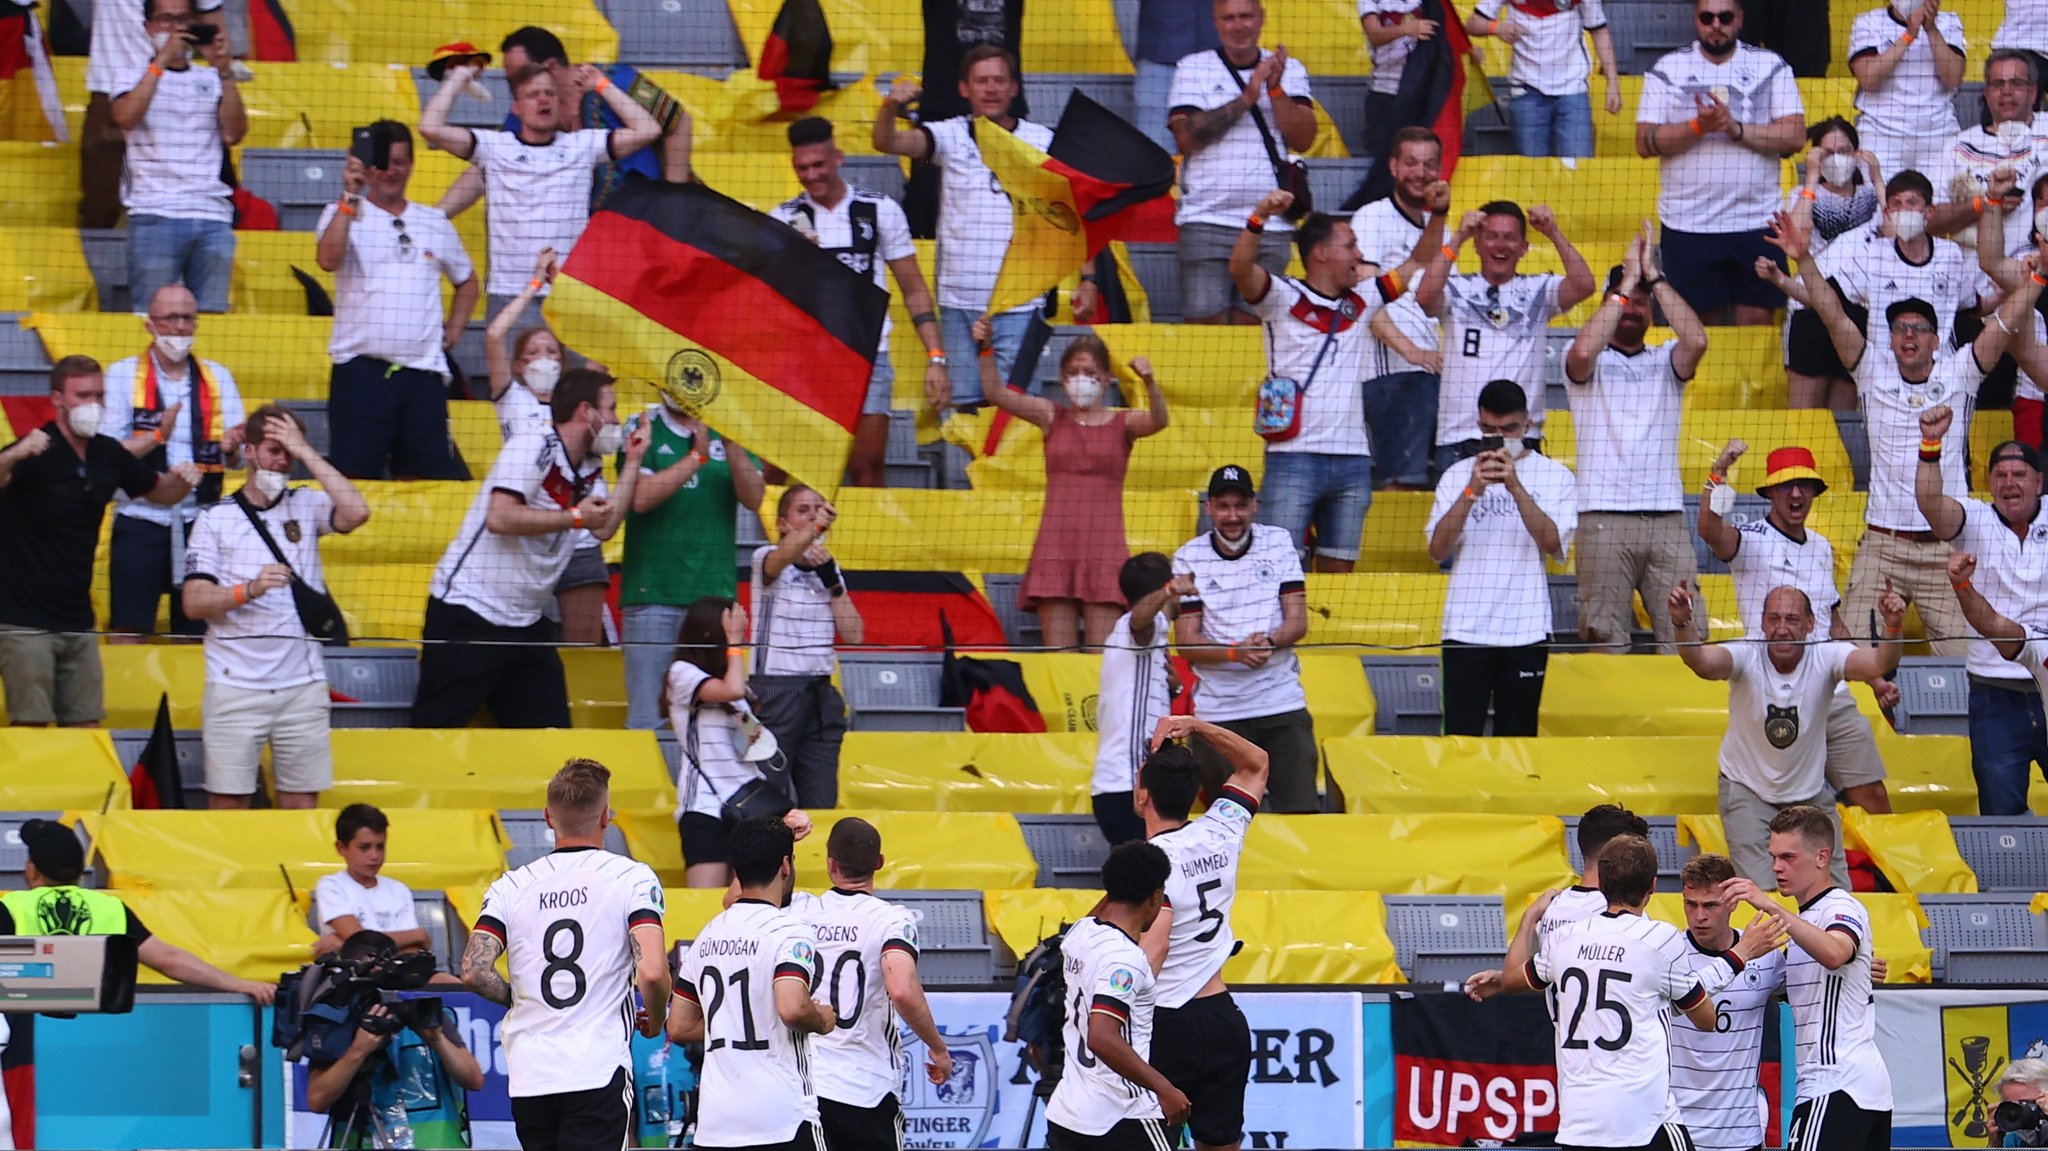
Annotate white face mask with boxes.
[591,420,624,457]
[1819,152,1858,185]
[1500,438,1528,460]
[249,467,288,501]
[1894,0,1923,19]
[2034,205,2048,236]
[1065,374,1104,409]
[67,401,103,439]
[522,356,562,399]
[153,333,194,364]
[1891,209,1927,242]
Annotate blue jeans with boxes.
[128,214,235,313]
[623,602,690,731]
[1968,682,2048,815]
[1258,450,1373,563]
[1363,371,1439,487]
[1509,90,1594,158]
[1131,59,1179,155]
[939,306,1037,407]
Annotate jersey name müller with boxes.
[1046,917,1163,1136]
[1784,888,1893,1109]
[1670,930,1786,1151]
[792,889,922,1108]
[1153,787,1258,1008]
[678,899,825,1147]
[474,848,664,1098]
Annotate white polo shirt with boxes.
[467,127,614,297]
[749,544,840,678]
[183,487,335,691]
[429,429,599,627]
[1428,452,1579,646]
[1565,341,1687,512]
[117,61,233,223]
[317,198,473,375]
[923,116,1053,314]
[1247,275,1375,456]
[1473,0,1607,98]
[1849,7,1966,138]
[102,353,246,528]
[1948,498,2048,681]
[1357,0,1423,95]
[1856,346,1984,531]
[87,0,222,95]
[1436,271,1563,445]
[1638,42,1805,233]
[1350,195,1438,378]
[771,185,915,357]
[1172,525,1308,723]
[1720,640,1854,803]
[313,872,422,936]
[1827,230,1977,350]
[1169,48,1314,231]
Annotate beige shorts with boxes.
[0,626,103,726]
[201,679,334,797]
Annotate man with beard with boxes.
[1353,127,1453,491]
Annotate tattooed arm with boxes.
[461,930,513,1006]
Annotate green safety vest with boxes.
[0,885,129,937]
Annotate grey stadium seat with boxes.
[1304,158,1373,213]
[326,647,419,728]
[1833,410,1871,493]
[736,503,769,576]
[980,572,1044,648]
[840,155,908,203]
[108,728,208,807]
[1564,814,1694,891]
[838,652,966,732]
[1607,0,1695,74]
[877,890,997,984]
[1383,895,1505,984]
[0,316,51,396]
[1920,893,2048,983]
[1121,242,1183,324]
[497,810,632,870]
[240,148,349,231]
[0,813,98,889]
[1310,76,1372,156]
[884,409,935,489]
[1547,574,1580,639]
[1015,814,1112,888]
[1948,817,2048,892]
[1361,655,1442,735]
[603,0,748,70]
[80,228,130,313]
[1894,657,1969,736]
[414,892,465,973]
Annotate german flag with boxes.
[1342,0,1499,209]
[978,93,1176,318]
[756,0,835,114]
[545,179,888,491]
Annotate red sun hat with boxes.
[1755,446,1828,496]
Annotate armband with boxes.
[570,507,585,530]
[1246,213,1266,233]
[1688,117,1704,136]
[1798,188,1816,201]
[1952,578,1974,592]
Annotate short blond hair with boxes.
[547,758,611,836]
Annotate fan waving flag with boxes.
[546,179,888,491]
[757,0,835,114]
[978,92,1176,318]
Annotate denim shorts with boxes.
[1257,450,1374,562]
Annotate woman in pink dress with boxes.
[971,319,1170,649]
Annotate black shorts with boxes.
[1560,1122,1697,1151]
[1091,791,1144,845]
[1788,1090,1891,1151]
[1046,1118,1174,1151]
[679,812,731,867]
[509,1066,633,1151]
[1785,302,1869,379]
[712,1120,828,1151]
[1660,225,1787,314]
[819,1095,903,1151]
[1151,992,1251,1146]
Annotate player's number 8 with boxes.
[540,918,588,1009]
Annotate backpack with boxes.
[1004,923,1071,1080]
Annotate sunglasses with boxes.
[1697,10,1738,24]
[392,216,414,257]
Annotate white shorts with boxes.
[202,679,334,797]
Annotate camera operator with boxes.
[1993,1059,2048,1147]
[304,931,483,1150]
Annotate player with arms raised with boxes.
[462,759,670,1151]
[1047,842,1189,1151]
[1135,715,1268,1151]
[670,815,837,1151]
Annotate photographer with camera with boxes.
[1993,1060,2048,1147]
[303,931,484,1150]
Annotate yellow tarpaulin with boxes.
[281,1,616,68]
[229,61,421,149]
[0,228,95,313]
[228,230,334,316]
[984,888,1099,959]
[1325,736,1722,816]
[1301,651,1376,740]
[117,887,317,983]
[25,312,334,402]
[327,730,675,812]
[1539,655,1735,738]
[1242,814,1573,910]
[795,811,1038,890]
[82,809,504,894]
[1645,891,1930,983]
[0,143,79,225]
[1875,733,1979,815]
[0,730,131,811]
[1841,808,1978,894]
[839,732,1096,813]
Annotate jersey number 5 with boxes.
[1193,879,1226,944]
[1556,967,1634,1051]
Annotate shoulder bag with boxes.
[1254,314,1341,442]
[1217,49,1312,220]
[685,700,796,828]
[236,493,351,647]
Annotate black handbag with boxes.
[237,493,351,647]
[686,702,795,828]
[1218,49,1312,221]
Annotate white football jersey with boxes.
[1527,913,1708,1148]
[1670,930,1786,1151]
[1046,916,1163,1136]
[1727,520,1839,643]
[1152,787,1258,1008]
[679,899,825,1146]
[1540,885,1610,942]
[474,848,665,1098]
[791,889,921,1108]
[1784,888,1893,1110]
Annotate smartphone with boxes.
[1479,435,1505,453]
[187,22,218,45]
[350,125,389,170]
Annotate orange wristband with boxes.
[1798,188,1816,201]
[592,73,611,91]
[977,345,995,359]
[1607,292,1628,306]
[1441,245,1458,263]
[1226,645,1240,662]
[335,200,357,217]
[1953,579,1973,592]
[1246,213,1267,232]
[726,645,746,662]
[1688,117,1703,136]
[233,583,247,606]
[1462,485,1477,500]
[148,62,164,77]
[1267,85,1286,100]
[571,507,585,530]
[1487,18,1499,34]
[1899,31,1915,45]
[1707,471,1724,486]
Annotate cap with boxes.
[1755,446,1829,496]
[1884,297,1939,329]
[19,818,84,883]
[1208,464,1256,500]
[427,42,493,81]
[1988,439,2044,474]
